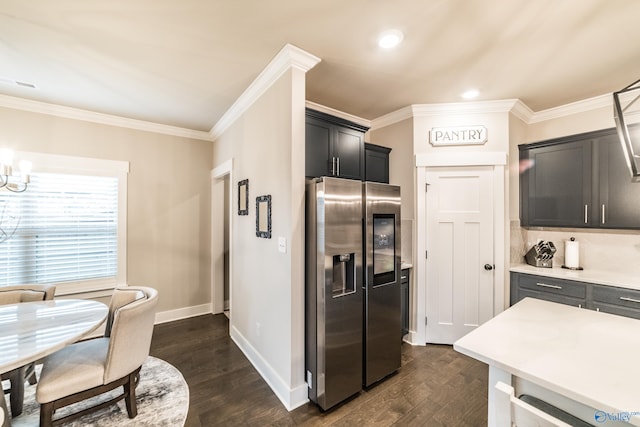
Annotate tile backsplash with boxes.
[401,219,413,265]
[510,220,640,275]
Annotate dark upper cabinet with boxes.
[305,109,368,180]
[364,143,391,184]
[520,127,640,229]
[520,140,592,227]
[597,131,640,229]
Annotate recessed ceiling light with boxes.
[378,30,404,49]
[461,89,479,99]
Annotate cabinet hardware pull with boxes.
[331,157,336,176]
[535,282,562,290]
[401,276,407,280]
[602,204,606,224]
[584,205,588,224]
[336,157,340,176]
[620,296,640,304]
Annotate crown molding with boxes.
[0,94,213,141]
[370,105,414,130]
[370,95,614,130]
[370,100,521,131]
[305,101,371,129]
[528,93,612,123]
[411,99,521,117]
[509,99,534,123]
[210,44,321,141]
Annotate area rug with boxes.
[4,356,188,427]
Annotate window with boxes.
[0,152,128,294]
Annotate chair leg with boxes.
[124,371,137,418]
[7,368,25,417]
[26,363,37,385]
[40,402,54,427]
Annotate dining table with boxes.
[1,299,108,427]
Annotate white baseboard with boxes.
[404,331,427,346]
[152,304,310,410]
[154,303,212,324]
[230,325,309,411]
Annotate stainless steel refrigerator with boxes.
[305,177,401,410]
[362,181,402,388]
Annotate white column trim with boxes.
[416,151,507,167]
[211,158,233,316]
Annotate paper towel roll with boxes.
[564,238,580,268]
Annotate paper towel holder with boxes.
[561,237,584,270]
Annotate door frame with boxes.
[414,151,507,346]
[211,159,233,319]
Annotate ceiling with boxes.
[1,0,639,132]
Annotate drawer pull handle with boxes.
[535,282,562,290]
[401,276,407,280]
[620,296,640,304]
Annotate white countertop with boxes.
[455,297,640,426]
[510,263,640,291]
[401,262,413,270]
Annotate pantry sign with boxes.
[429,125,487,146]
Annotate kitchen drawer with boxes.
[592,286,640,319]
[518,288,585,308]
[590,300,640,320]
[517,274,587,299]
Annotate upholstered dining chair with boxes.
[36,286,158,427]
[0,284,56,418]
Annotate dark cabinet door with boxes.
[305,116,332,178]
[365,143,391,184]
[305,109,368,180]
[333,126,364,180]
[597,131,640,229]
[521,140,593,227]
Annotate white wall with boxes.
[211,67,308,410]
[0,105,213,314]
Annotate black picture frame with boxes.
[238,179,249,215]
[256,195,272,239]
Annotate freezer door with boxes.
[363,182,402,387]
[306,177,363,410]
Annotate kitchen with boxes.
[2,1,640,425]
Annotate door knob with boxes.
[484,264,494,271]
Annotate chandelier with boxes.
[0,149,31,193]
[613,78,640,178]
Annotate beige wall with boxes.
[211,67,307,408]
[368,118,414,218]
[525,105,616,143]
[0,106,213,313]
[508,113,529,221]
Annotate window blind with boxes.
[0,172,118,287]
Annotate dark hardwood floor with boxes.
[150,314,488,426]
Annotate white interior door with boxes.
[425,166,494,344]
